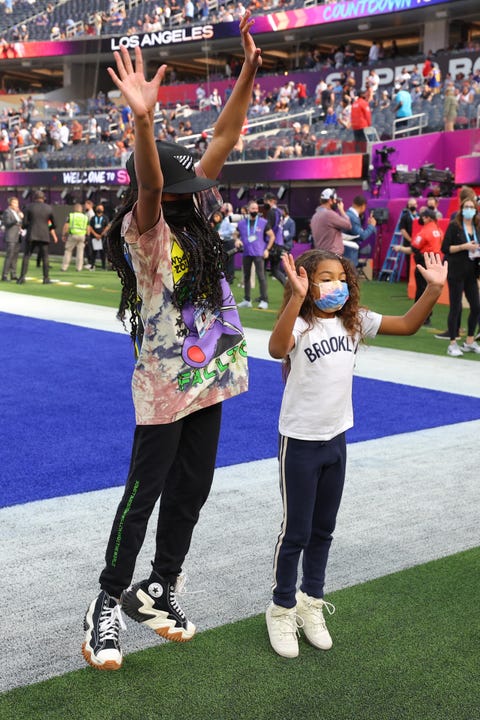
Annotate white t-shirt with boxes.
[278,310,382,441]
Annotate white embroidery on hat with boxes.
[173,155,194,172]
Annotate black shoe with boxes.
[11,276,18,281]
[1,276,8,282]
[121,574,195,642]
[434,330,459,340]
[16,277,25,284]
[43,278,52,284]
[82,590,125,670]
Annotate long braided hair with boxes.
[106,189,226,349]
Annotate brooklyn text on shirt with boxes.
[304,334,358,362]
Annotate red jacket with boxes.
[350,97,371,130]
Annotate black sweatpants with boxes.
[447,270,480,340]
[272,433,346,608]
[99,403,222,598]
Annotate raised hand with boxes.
[239,10,262,72]
[416,252,448,287]
[282,253,309,300]
[107,46,166,120]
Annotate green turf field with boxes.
[2,255,475,358]
[0,548,477,720]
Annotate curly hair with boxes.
[106,190,226,350]
[277,249,364,379]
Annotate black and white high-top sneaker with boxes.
[82,590,125,670]
[120,575,195,642]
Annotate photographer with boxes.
[310,187,352,256]
[218,202,241,284]
[346,195,377,244]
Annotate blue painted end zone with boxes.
[1,313,479,507]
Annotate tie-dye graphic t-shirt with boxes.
[123,205,248,425]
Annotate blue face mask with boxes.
[462,208,476,220]
[312,280,349,312]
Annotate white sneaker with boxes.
[258,300,269,310]
[237,299,252,308]
[462,341,480,354]
[296,590,335,651]
[447,343,463,357]
[266,602,299,658]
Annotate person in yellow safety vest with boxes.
[61,203,90,271]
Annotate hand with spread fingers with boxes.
[108,46,166,121]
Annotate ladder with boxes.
[378,221,406,282]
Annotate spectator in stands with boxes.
[410,65,422,85]
[71,118,84,144]
[337,97,352,131]
[443,86,458,131]
[343,44,356,66]
[368,41,379,63]
[0,128,10,169]
[457,82,475,108]
[310,188,352,255]
[350,90,371,148]
[324,106,337,127]
[183,0,195,23]
[314,79,327,106]
[379,90,391,110]
[87,113,98,143]
[210,88,222,115]
[320,83,334,115]
[366,69,380,98]
[394,81,413,128]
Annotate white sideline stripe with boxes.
[1,291,479,397]
[1,420,479,691]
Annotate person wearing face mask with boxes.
[235,199,275,309]
[441,197,480,357]
[265,248,447,659]
[426,194,443,219]
[398,197,419,279]
[88,205,109,270]
[82,14,262,671]
[393,207,444,325]
[310,188,352,256]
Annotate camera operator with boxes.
[310,187,352,256]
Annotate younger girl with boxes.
[266,249,447,658]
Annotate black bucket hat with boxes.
[126,141,218,194]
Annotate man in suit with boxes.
[1,196,23,281]
[17,190,58,284]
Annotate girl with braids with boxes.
[83,13,262,671]
[265,249,447,659]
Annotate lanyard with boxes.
[463,222,478,245]
[247,217,258,236]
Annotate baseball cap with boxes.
[126,141,218,194]
[320,188,337,201]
